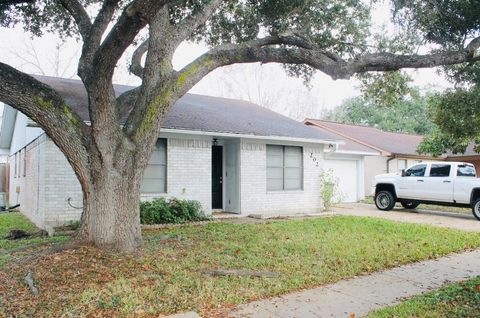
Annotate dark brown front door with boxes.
[212,146,223,209]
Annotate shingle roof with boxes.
[305,119,425,155]
[307,124,380,154]
[307,119,480,158]
[34,75,339,142]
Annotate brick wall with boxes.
[142,137,212,213]
[11,133,213,229]
[8,134,47,228]
[239,140,325,215]
[43,138,83,228]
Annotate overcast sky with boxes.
[0,2,452,120]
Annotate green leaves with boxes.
[418,86,480,156]
[325,70,436,135]
[393,0,480,49]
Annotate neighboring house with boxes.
[304,119,480,193]
[0,76,371,230]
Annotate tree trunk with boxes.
[77,159,143,252]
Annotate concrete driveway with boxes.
[332,203,480,232]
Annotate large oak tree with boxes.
[0,0,479,251]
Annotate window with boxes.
[398,159,407,171]
[13,152,17,178]
[457,164,476,177]
[429,164,451,177]
[21,149,26,177]
[18,150,23,177]
[404,164,427,177]
[267,145,303,191]
[140,139,167,193]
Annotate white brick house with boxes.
[0,76,370,230]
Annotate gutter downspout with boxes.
[386,155,396,173]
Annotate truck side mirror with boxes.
[401,169,406,177]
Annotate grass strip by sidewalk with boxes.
[2,215,480,317]
[367,276,480,318]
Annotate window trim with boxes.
[266,145,303,191]
[398,159,407,171]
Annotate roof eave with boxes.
[160,128,344,145]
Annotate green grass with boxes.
[367,276,480,318]
[0,212,69,268]
[3,215,480,317]
[362,197,472,215]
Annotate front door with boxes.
[212,145,223,209]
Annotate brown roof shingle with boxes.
[33,75,339,142]
[305,119,425,156]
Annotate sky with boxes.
[0,2,452,121]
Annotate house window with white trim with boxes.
[14,152,17,178]
[266,145,303,191]
[398,159,407,172]
[140,139,167,193]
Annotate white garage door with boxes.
[323,159,358,203]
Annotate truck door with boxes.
[453,164,477,203]
[423,163,454,202]
[397,163,428,199]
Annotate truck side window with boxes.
[429,164,451,177]
[457,164,476,177]
[404,164,427,177]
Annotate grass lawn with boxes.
[0,212,69,268]
[362,197,473,215]
[367,276,480,318]
[2,216,480,317]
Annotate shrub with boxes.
[140,197,210,224]
[319,169,344,211]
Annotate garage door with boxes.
[323,159,358,203]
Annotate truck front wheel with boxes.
[472,198,480,221]
[375,191,395,211]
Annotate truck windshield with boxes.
[457,165,476,177]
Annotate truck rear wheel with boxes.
[401,201,419,209]
[375,191,395,211]
[472,198,480,221]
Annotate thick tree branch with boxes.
[79,0,121,78]
[173,0,222,44]
[90,0,168,83]
[124,30,480,146]
[57,0,91,37]
[0,63,91,188]
[129,0,222,78]
[130,40,149,78]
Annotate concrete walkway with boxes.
[332,203,480,232]
[229,249,480,318]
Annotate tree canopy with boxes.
[394,0,480,156]
[323,70,436,135]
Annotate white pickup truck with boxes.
[373,161,480,220]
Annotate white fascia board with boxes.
[326,149,381,156]
[159,128,345,146]
[26,123,346,146]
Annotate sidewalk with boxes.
[228,249,480,318]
